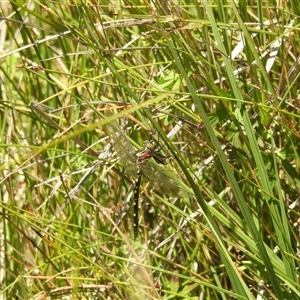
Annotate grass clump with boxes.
[0,1,299,299]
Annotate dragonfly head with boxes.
[143,140,156,151]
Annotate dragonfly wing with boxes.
[140,159,189,197]
[107,120,137,175]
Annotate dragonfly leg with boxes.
[147,131,172,165]
[149,130,164,152]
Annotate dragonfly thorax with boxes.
[135,147,153,162]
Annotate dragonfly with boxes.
[107,119,185,239]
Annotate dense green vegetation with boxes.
[0,1,300,299]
